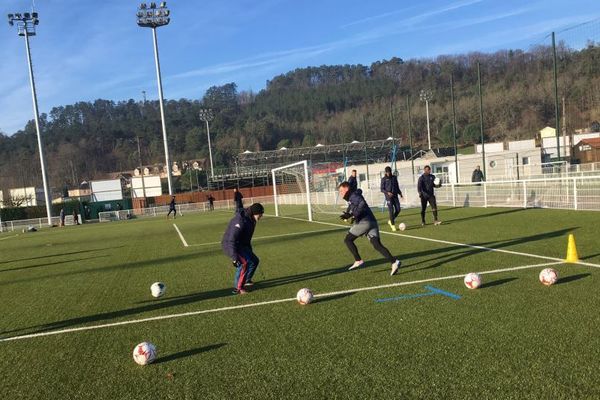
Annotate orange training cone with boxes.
[565,234,580,263]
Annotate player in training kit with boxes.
[233,188,244,213]
[222,203,264,294]
[417,165,442,226]
[166,196,177,219]
[380,166,403,231]
[338,182,402,276]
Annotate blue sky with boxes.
[1,0,598,135]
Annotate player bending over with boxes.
[338,182,402,276]
[221,203,264,295]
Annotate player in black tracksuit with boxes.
[233,188,244,212]
[380,166,403,231]
[222,203,264,294]
[166,196,177,219]
[338,182,402,276]
[348,170,358,192]
[417,165,442,226]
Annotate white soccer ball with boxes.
[296,288,314,305]
[539,268,558,286]
[433,177,440,186]
[398,222,407,231]
[132,342,157,366]
[464,273,482,289]
[150,282,166,298]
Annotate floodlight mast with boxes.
[199,108,215,179]
[137,2,173,195]
[420,89,433,150]
[7,12,53,226]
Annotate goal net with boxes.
[272,161,313,221]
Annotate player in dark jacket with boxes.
[417,165,442,226]
[222,203,264,294]
[348,169,358,192]
[380,166,403,231]
[166,196,177,219]
[338,182,402,276]
[233,188,244,212]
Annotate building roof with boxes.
[576,138,600,148]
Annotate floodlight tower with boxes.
[199,108,215,179]
[7,11,53,226]
[136,2,174,195]
[419,89,433,150]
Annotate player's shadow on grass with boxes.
[3,264,351,337]
[555,273,590,285]
[153,343,227,364]
[0,255,108,274]
[441,208,524,224]
[479,277,517,289]
[0,247,121,265]
[404,227,578,272]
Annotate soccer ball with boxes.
[398,222,407,231]
[132,342,157,366]
[464,273,482,289]
[539,268,558,286]
[296,288,314,305]
[433,177,440,186]
[150,282,166,298]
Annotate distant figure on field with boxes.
[167,196,177,219]
[207,194,215,211]
[60,208,65,227]
[348,169,358,192]
[233,188,244,212]
[380,166,403,231]
[471,165,485,185]
[417,165,442,226]
[72,207,80,225]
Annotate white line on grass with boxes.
[0,234,18,241]
[0,261,562,343]
[274,215,600,269]
[172,224,189,247]
[188,228,344,247]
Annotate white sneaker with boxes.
[348,260,364,271]
[391,260,402,276]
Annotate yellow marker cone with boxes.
[565,234,580,263]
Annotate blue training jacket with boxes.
[345,189,376,223]
[221,208,256,261]
[380,174,402,198]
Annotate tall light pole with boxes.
[199,108,215,179]
[137,2,173,195]
[420,89,433,150]
[8,12,53,226]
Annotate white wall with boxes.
[476,142,504,153]
[508,139,536,151]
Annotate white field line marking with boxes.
[274,215,600,269]
[188,228,343,247]
[172,224,189,247]
[0,261,562,343]
[0,234,18,241]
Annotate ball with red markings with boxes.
[296,288,314,305]
[464,273,482,289]
[398,222,407,231]
[133,342,157,366]
[539,268,558,286]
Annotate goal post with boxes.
[271,160,313,221]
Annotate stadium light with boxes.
[136,2,173,195]
[7,11,53,226]
[419,89,433,150]
[199,108,215,179]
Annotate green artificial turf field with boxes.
[1,205,599,399]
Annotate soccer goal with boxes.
[271,160,313,221]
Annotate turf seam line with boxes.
[272,215,600,269]
[172,224,189,247]
[0,234,18,241]
[0,261,560,343]
[188,228,344,247]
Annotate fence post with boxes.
[451,184,456,207]
[573,178,578,210]
[11,221,14,231]
[483,183,488,208]
[523,181,527,208]
[39,218,43,228]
